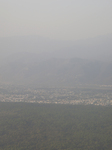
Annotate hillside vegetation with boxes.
[0,102,112,150]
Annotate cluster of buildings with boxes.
[0,86,112,106]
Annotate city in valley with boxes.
[0,84,112,106]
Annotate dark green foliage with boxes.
[0,102,112,150]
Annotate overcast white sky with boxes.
[0,0,112,40]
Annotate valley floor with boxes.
[0,84,112,106]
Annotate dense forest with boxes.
[0,102,112,150]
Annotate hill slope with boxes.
[1,55,112,87]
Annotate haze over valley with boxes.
[0,34,112,106]
[0,34,112,87]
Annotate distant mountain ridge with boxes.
[0,55,112,87]
[0,34,112,62]
[0,34,112,87]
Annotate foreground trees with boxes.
[0,102,112,150]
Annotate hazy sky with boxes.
[0,0,112,40]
